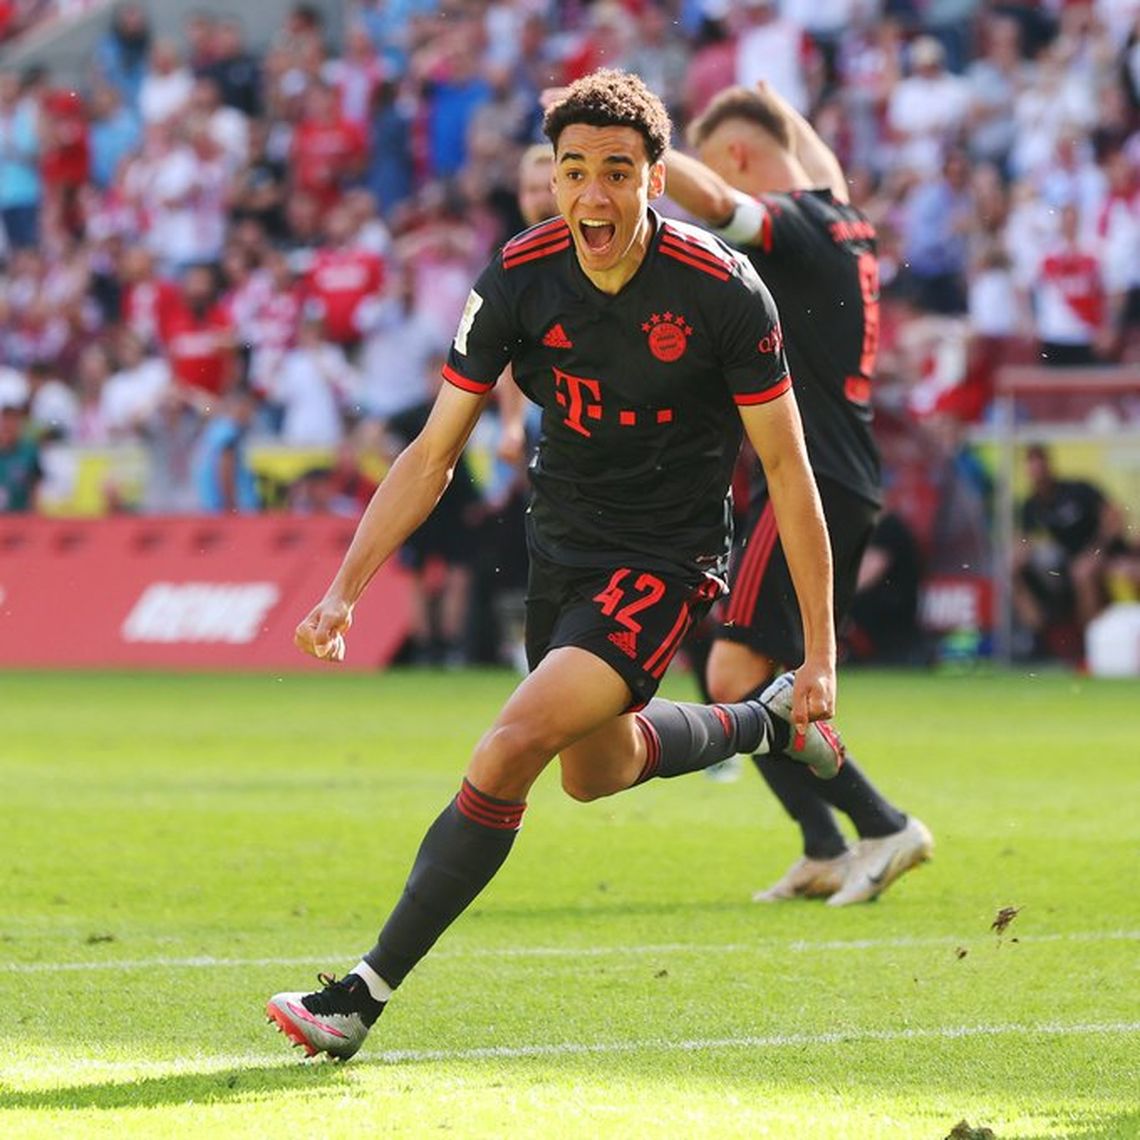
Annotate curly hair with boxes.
[686,85,792,151]
[543,70,672,163]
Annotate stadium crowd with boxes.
[2,0,1140,661]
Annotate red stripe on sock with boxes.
[633,715,662,784]
[457,779,527,830]
[711,704,733,739]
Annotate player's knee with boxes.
[706,662,758,705]
[705,672,737,704]
[560,770,618,803]
[469,722,555,794]
[706,645,775,704]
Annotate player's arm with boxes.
[739,393,837,728]
[662,147,772,249]
[663,147,745,233]
[754,80,848,203]
[295,381,489,660]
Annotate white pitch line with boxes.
[375,1020,1140,1065]
[3,1020,1138,1080]
[1,930,1137,975]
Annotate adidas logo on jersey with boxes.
[608,629,638,659]
[542,323,573,349]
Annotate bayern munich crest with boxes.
[642,312,693,362]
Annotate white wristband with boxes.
[714,189,767,246]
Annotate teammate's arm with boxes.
[662,147,756,238]
[295,382,489,660]
[739,393,837,728]
[754,81,848,203]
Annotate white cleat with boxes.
[752,852,851,902]
[758,672,846,779]
[825,817,934,907]
[266,972,383,1061]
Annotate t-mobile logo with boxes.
[553,368,603,437]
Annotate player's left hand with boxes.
[792,660,836,731]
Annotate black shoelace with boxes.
[302,972,384,1025]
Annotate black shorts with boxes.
[717,476,878,664]
[399,485,477,571]
[526,553,722,710]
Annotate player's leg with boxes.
[397,544,435,664]
[716,482,927,903]
[267,642,635,1059]
[707,638,852,900]
[438,561,472,665]
[557,683,777,802]
[547,560,841,801]
[1070,547,1106,631]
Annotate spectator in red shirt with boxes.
[40,87,90,243]
[119,246,179,351]
[1025,201,1108,366]
[158,264,237,399]
[290,81,367,211]
[304,202,384,352]
[248,248,304,393]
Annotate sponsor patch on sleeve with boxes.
[453,289,484,356]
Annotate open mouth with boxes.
[580,219,616,254]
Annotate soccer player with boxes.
[662,84,932,906]
[267,70,843,1061]
[516,142,556,229]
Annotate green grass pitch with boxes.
[1,667,1137,1139]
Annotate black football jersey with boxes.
[443,210,791,579]
[1021,480,1105,556]
[739,190,882,506]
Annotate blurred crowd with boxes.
[3,0,1140,661]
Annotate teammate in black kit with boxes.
[664,84,933,906]
[266,70,844,1061]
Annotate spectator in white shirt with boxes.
[143,118,231,272]
[735,0,813,115]
[887,35,971,176]
[268,311,357,447]
[139,39,194,125]
[100,328,171,440]
[187,75,249,171]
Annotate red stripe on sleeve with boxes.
[733,375,791,406]
[442,363,494,394]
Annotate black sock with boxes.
[812,754,907,839]
[751,754,849,860]
[363,780,525,988]
[633,697,785,782]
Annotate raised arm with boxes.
[295,381,489,660]
[662,147,742,232]
[757,81,848,203]
[738,392,837,727]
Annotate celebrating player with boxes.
[267,70,842,1061]
[663,84,932,906]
